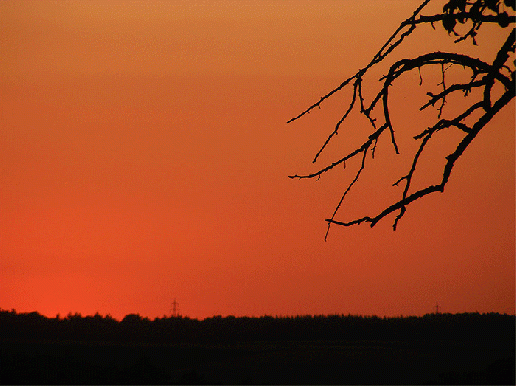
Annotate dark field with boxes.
[1,310,514,384]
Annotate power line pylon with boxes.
[171,298,179,317]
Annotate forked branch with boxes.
[288,0,515,237]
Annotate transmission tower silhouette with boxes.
[171,298,179,317]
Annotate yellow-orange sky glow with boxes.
[1,1,514,320]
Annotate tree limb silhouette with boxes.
[288,0,515,239]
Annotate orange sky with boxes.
[1,1,514,320]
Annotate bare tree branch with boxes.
[288,0,515,237]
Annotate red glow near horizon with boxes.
[1,1,514,321]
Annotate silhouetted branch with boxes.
[327,85,514,229]
[289,0,515,237]
[287,0,433,124]
[325,148,368,240]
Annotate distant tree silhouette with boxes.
[1,309,514,384]
[288,0,515,238]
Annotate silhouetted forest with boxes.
[1,309,514,384]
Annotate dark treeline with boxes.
[1,309,514,384]
[1,308,514,344]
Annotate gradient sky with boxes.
[1,1,514,320]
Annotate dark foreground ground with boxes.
[1,311,514,384]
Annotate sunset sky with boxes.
[1,0,514,320]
